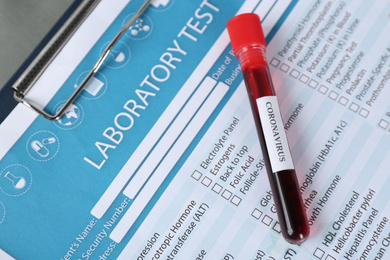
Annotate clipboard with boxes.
[0,0,252,258]
[2,0,390,259]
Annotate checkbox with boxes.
[325,255,336,260]
[313,248,325,259]
[231,195,242,206]
[212,183,223,194]
[273,222,281,233]
[201,176,212,187]
[270,58,280,67]
[379,119,389,129]
[191,170,202,181]
[262,215,273,226]
[338,96,349,106]
[299,74,310,84]
[222,189,232,200]
[359,108,369,118]
[349,102,359,112]
[252,208,263,219]
[318,85,328,94]
[328,91,338,100]
[308,80,319,89]
[290,69,300,78]
[280,63,290,72]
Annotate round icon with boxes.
[100,41,131,69]
[123,13,153,40]
[75,71,108,100]
[149,0,175,12]
[0,164,32,197]
[27,131,60,162]
[52,101,84,130]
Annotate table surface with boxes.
[0,0,74,90]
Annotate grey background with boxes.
[0,0,74,90]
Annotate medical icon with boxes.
[150,0,174,11]
[31,140,50,158]
[78,76,104,96]
[0,164,32,196]
[27,131,59,161]
[130,18,150,36]
[151,0,170,8]
[123,14,153,40]
[53,102,83,130]
[75,71,108,99]
[30,136,56,158]
[42,137,56,145]
[4,172,26,189]
[100,41,131,69]
[112,49,125,62]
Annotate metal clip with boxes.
[13,0,151,121]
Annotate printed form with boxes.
[0,0,389,259]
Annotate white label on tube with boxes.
[256,96,294,172]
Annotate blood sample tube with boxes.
[227,13,309,244]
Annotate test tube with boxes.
[227,13,310,244]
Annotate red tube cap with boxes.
[227,13,266,55]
